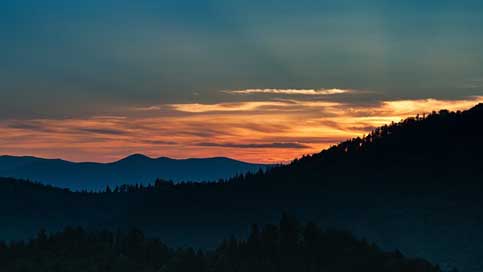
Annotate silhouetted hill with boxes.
[289,104,482,187]
[0,155,268,191]
[0,215,442,272]
[1,103,483,271]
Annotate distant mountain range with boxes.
[0,154,268,191]
[1,103,483,271]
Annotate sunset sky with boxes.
[1,1,483,163]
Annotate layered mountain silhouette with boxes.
[1,103,483,271]
[0,154,267,191]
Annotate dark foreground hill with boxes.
[0,215,442,272]
[1,104,483,271]
[0,155,267,191]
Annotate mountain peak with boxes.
[118,154,153,162]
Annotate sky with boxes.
[1,0,483,163]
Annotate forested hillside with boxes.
[0,215,443,272]
[1,104,483,271]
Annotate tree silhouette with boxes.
[0,104,482,271]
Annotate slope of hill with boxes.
[1,103,483,271]
[0,154,267,191]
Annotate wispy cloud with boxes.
[460,78,483,89]
[130,106,163,111]
[1,96,482,163]
[197,142,310,149]
[169,101,291,113]
[224,88,353,96]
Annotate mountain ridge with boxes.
[1,104,483,271]
[0,153,257,164]
[0,154,269,191]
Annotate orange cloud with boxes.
[169,101,290,113]
[1,96,482,164]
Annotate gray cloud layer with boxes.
[1,1,483,119]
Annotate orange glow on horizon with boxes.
[1,96,482,164]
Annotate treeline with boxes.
[94,103,483,193]
[0,214,445,272]
[0,104,482,271]
[294,105,483,170]
[4,104,482,195]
